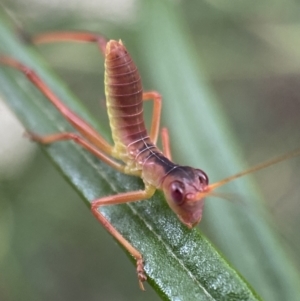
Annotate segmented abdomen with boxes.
[104,40,177,185]
[105,40,147,153]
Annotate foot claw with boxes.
[137,258,147,291]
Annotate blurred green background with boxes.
[1,0,300,300]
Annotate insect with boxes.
[1,31,300,290]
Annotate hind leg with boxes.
[0,56,115,157]
[33,31,108,55]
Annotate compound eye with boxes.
[170,181,185,205]
[196,170,209,185]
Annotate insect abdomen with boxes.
[104,40,147,154]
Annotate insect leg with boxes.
[142,91,162,144]
[33,31,107,55]
[0,56,113,156]
[161,127,172,160]
[26,132,125,172]
[91,185,156,291]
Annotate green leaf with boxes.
[0,1,298,300]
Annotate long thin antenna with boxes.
[207,148,300,191]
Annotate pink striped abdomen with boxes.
[104,40,177,186]
[104,40,147,153]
